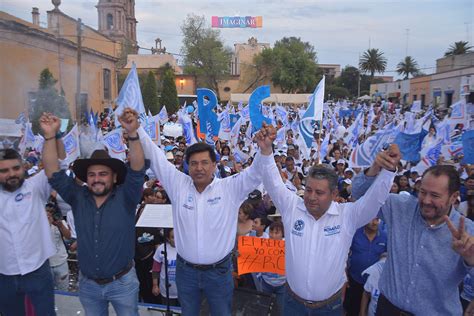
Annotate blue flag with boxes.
[463,130,474,164]
[299,76,325,148]
[394,130,428,162]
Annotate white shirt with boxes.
[0,171,55,275]
[256,153,395,301]
[154,243,178,298]
[363,258,387,316]
[49,220,68,267]
[138,127,262,264]
[66,210,77,239]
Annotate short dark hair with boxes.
[285,156,294,163]
[269,221,284,237]
[185,142,216,164]
[307,165,339,191]
[0,149,22,161]
[423,165,460,195]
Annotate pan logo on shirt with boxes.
[14,192,32,202]
[324,224,341,236]
[183,194,194,210]
[291,219,305,237]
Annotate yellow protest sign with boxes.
[237,236,285,275]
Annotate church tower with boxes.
[96,0,138,52]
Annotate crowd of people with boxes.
[0,98,473,316]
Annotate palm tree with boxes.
[397,56,420,79]
[445,41,473,56]
[359,48,387,80]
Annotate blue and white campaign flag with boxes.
[365,105,375,135]
[448,100,467,131]
[319,132,330,161]
[394,129,428,162]
[14,112,28,127]
[144,115,161,144]
[179,111,197,145]
[230,116,243,147]
[299,76,325,149]
[158,106,168,123]
[218,109,231,140]
[274,126,286,148]
[414,138,444,174]
[237,101,244,112]
[349,122,398,168]
[62,124,80,164]
[33,135,44,154]
[241,105,250,121]
[276,105,288,126]
[434,118,451,144]
[229,114,240,129]
[114,62,146,126]
[411,100,422,113]
[102,129,126,161]
[463,130,474,164]
[18,122,36,154]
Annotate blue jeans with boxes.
[176,255,233,316]
[261,280,285,315]
[79,267,139,316]
[284,289,342,316]
[0,260,55,316]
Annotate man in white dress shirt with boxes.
[129,114,264,315]
[0,148,57,315]
[253,123,400,315]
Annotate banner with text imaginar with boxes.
[211,16,262,28]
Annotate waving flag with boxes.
[62,124,80,164]
[276,105,289,126]
[241,105,250,121]
[394,129,428,162]
[299,76,325,149]
[350,123,398,168]
[102,129,126,161]
[319,132,330,161]
[218,109,231,140]
[158,106,168,123]
[413,138,444,173]
[114,62,146,126]
[463,130,474,164]
[18,122,36,154]
[179,111,197,145]
[15,112,28,127]
[230,116,243,147]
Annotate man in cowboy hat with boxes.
[41,109,148,316]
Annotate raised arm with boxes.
[254,122,298,217]
[119,108,144,171]
[346,145,401,229]
[40,113,61,178]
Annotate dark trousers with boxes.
[0,260,55,316]
[375,294,414,316]
[135,255,161,304]
[343,275,364,316]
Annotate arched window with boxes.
[106,13,113,30]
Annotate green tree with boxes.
[335,66,360,97]
[397,56,420,79]
[326,85,350,100]
[255,37,320,93]
[181,14,232,100]
[160,68,179,114]
[444,41,473,56]
[30,69,72,134]
[359,48,387,80]
[142,71,160,115]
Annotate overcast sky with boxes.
[3,0,473,79]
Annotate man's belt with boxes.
[285,283,342,309]
[92,261,133,285]
[177,253,231,271]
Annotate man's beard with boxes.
[89,182,112,197]
[1,177,25,192]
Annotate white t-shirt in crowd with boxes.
[153,243,178,299]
